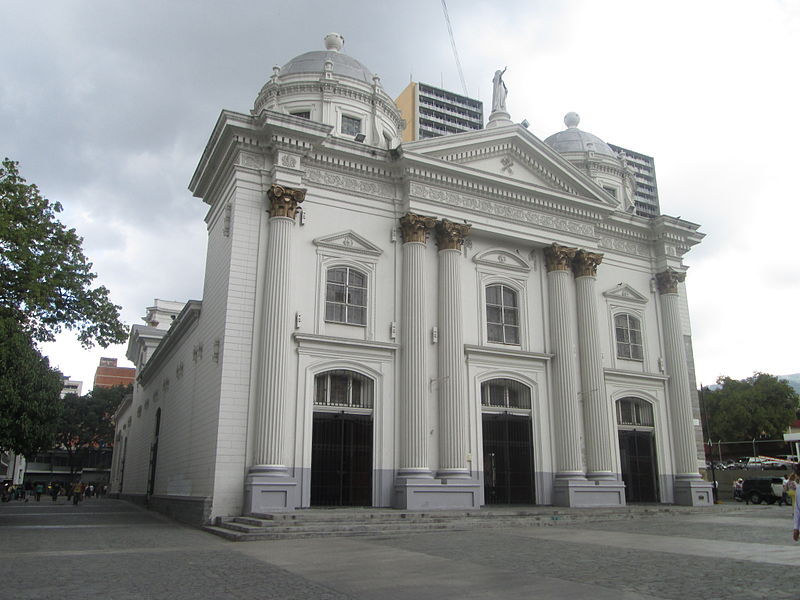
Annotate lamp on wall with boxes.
[354,133,366,142]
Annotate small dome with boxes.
[544,112,616,158]
[280,33,374,83]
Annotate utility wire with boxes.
[441,0,468,95]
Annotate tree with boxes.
[701,373,800,443]
[57,384,130,476]
[0,317,63,456]
[0,158,127,348]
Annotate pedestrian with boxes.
[733,478,743,502]
[787,473,797,508]
[51,483,60,502]
[35,482,44,501]
[794,485,800,541]
[71,481,82,506]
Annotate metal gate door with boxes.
[482,414,534,504]
[311,413,373,506]
[618,429,658,502]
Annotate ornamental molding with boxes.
[572,249,604,278]
[435,220,471,250]
[238,151,265,170]
[304,167,395,200]
[313,230,383,257]
[655,268,686,295]
[408,182,596,238]
[473,249,532,273]
[602,283,648,305]
[267,184,305,218]
[543,243,577,272]
[598,235,650,257]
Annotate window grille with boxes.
[615,313,643,360]
[314,370,373,409]
[325,267,367,326]
[616,397,654,427]
[481,379,531,409]
[486,284,520,344]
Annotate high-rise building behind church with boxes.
[395,82,483,141]
[608,143,660,218]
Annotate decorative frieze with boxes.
[655,268,686,295]
[572,250,604,278]
[435,219,471,250]
[304,167,394,199]
[409,182,595,237]
[399,213,436,244]
[544,243,577,272]
[267,184,306,219]
[598,236,649,257]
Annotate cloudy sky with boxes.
[3,0,798,391]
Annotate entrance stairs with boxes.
[203,504,744,542]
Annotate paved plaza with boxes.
[1,497,798,599]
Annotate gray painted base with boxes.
[552,477,627,507]
[244,470,300,514]
[120,493,212,525]
[393,476,481,509]
[673,476,713,506]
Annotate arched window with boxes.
[486,284,519,344]
[315,370,374,409]
[614,313,643,360]
[325,267,367,326]
[616,397,654,427]
[481,379,531,409]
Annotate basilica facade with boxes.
[110,34,712,523]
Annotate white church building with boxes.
[110,34,712,524]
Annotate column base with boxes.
[673,476,713,506]
[243,467,299,514]
[393,475,480,509]
[553,477,626,507]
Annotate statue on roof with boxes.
[492,67,508,113]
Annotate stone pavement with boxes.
[2,497,798,599]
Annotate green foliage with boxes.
[0,158,127,348]
[701,373,800,442]
[58,384,130,450]
[0,317,63,456]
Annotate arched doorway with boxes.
[617,397,659,502]
[481,379,535,504]
[311,370,374,506]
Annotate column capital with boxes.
[267,184,305,219]
[655,268,686,294]
[572,250,604,278]
[399,213,437,243]
[435,219,471,250]
[544,243,578,272]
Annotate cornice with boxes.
[294,333,398,354]
[464,344,552,362]
[138,301,202,385]
[604,368,668,383]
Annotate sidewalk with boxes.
[1,497,797,599]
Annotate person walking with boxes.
[71,481,82,506]
[35,482,44,501]
[50,483,60,502]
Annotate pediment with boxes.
[403,126,619,210]
[603,283,648,304]
[473,249,532,273]
[313,230,382,257]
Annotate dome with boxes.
[279,33,374,84]
[544,112,617,158]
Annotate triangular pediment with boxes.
[473,249,532,272]
[313,230,382,257]
[402,125,619,210]
[603,283,648,304]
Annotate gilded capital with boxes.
[543,243,578,272]
[267,184,306,219]
[435,219,471,250]
[399,213,437,244]
[655,268,686,294]
[572,249,604,277]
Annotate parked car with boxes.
[741,477,784,504]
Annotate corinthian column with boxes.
[253,184,305,469]
[573,250,615,480]
[656,267,712,506]
[544,243,585,481]
[245,184,304,514]
[397,213,436,477]
[435,219,471,478]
